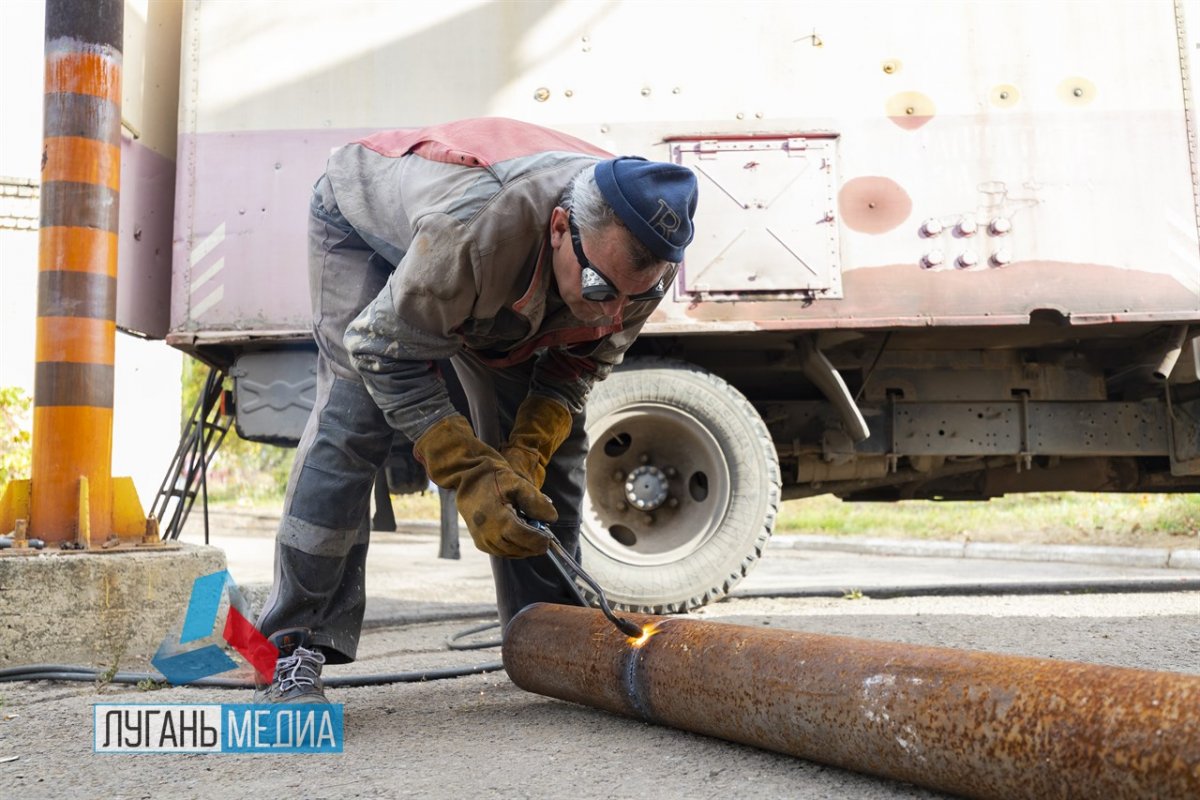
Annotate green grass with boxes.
[776,492,1200,547]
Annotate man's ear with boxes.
[549,206,569,246]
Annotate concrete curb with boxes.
[0,543,228,668]
[1169,549,1200,569]
[769,534,1200,570]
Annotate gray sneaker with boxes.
[258,628,329,704]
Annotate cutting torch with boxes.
[513,509,643,638]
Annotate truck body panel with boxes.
[139,0,1200,610]
[166,0,1200,343]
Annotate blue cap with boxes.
[594,157,698,263]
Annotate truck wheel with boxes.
[580,358,780,612]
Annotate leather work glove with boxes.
[414,414,557,558]
[500,394,573,489]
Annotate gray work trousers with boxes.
[255,200,586,663]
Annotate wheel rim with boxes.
[583,402,732,567]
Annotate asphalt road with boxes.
[1,521,1197,799]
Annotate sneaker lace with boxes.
[275,646,326,693]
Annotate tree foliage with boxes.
[0,386,32,487]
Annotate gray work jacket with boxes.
[326,118,672,440]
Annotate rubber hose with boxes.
[446,620,502,651]
[0,662,504,687]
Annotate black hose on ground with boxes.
[446,620,502,651]
[0,616,507,688]
[0,661,504,687]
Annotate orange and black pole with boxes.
[31,0,123,544]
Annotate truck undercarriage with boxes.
[559,322,1200,610]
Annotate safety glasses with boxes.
[568,212,665,303]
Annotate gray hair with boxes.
[562,166,662,271]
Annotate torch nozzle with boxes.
[615,617,643,638]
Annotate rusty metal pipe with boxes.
[503,604,1200,800]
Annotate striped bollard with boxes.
[30,0,123,545]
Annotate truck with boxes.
[112,0,1200,612]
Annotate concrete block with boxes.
[0,544,226,669]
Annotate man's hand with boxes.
[500,395,573,489]
[414,414,556,558]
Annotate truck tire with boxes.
[579,357,780,612]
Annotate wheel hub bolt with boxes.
[625,465,669,511]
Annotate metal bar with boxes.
[503,604,1200,800]
[1155,325,1190,380]
[30,0,123,543]
[889,401,1171,457]
[795,335,870,442]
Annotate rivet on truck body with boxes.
[921,249,945,268]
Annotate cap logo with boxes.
[648,199,682,239]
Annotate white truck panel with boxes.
[168,0,1200,341]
